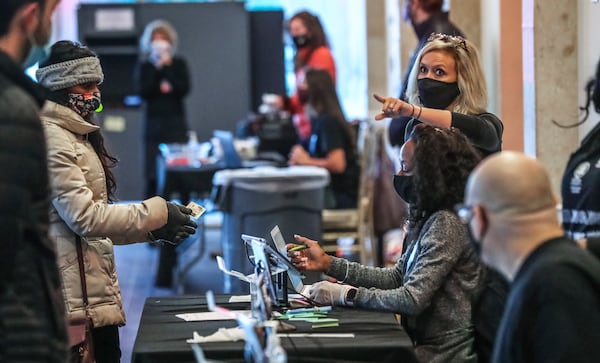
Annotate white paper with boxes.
[216,256,254,283]
[228,295,252,303]
[176,310,251,322]
[278,333,355,338]
[186,327,245,343]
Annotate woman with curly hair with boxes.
[289,124,484,362]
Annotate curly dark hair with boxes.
[407,124,482,238]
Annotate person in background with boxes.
[462,151,600,362]
[290,124,484,362]
[136,19,192,288]
[288,69,359,209]
[388,0,464,146]
[560,58,600,259]
[37,40,197,363]
[375,33,503,157]
[0,1,67,362]
[136,19,191,199]
[282,10,336,144]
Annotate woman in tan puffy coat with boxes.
[37,40,197,363]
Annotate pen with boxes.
[289,244,309,252]
[286,306,332,314]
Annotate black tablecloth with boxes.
[132,295,416,363]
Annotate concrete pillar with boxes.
[522,0,579,194]
[577,1,600,141]
[399,0,417,85]
[366,0,402,115]
[499,0,524,152]
[449,0,481,50]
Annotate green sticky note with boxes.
[301,318,338,323]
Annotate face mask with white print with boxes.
[68,92,102,118]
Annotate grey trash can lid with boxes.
[213,166,330,192]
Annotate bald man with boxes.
[462,151,600,363]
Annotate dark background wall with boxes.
[77,2,284,200]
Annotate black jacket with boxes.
[389,12,465,146]
[136,56,190,142]
[0,50,67,362]
[561,121,600,259]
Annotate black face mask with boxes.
[417,78,460,110]
[293,35,309,48]
[393,175,416,204]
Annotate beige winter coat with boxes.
[41,101,168,329]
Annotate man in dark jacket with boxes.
[464,151,600,363]
[389,0,464,146]
[0,1,67,362]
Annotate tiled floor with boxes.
[114,212,225,363]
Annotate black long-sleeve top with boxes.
[405,112,504,156]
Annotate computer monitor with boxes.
[241,233,302,306]
[213,130,243,169]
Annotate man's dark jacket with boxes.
[0,50,67,362]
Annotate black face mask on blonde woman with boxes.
[417,78,460,110]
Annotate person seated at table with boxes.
[463,151,600,362]
[289,124,484,362]
[288,69,359,209]
[36,40,197,362]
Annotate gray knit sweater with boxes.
[327,210,483,362]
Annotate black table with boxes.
[132,295,416,363]
[156,157,223,203]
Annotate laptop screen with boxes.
[213,130,242,168]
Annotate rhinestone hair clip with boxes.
[427,32,468,52]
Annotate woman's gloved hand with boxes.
[150,202,197,245]
[309,281,356,306]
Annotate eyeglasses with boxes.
[427,33,468,52]
[454,203,474,224]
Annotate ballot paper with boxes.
[186,330,356,344]
[187,328,245,343]
[176,310,251,322]
[228,295,252,303]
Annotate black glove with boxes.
[150,202,197,246]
